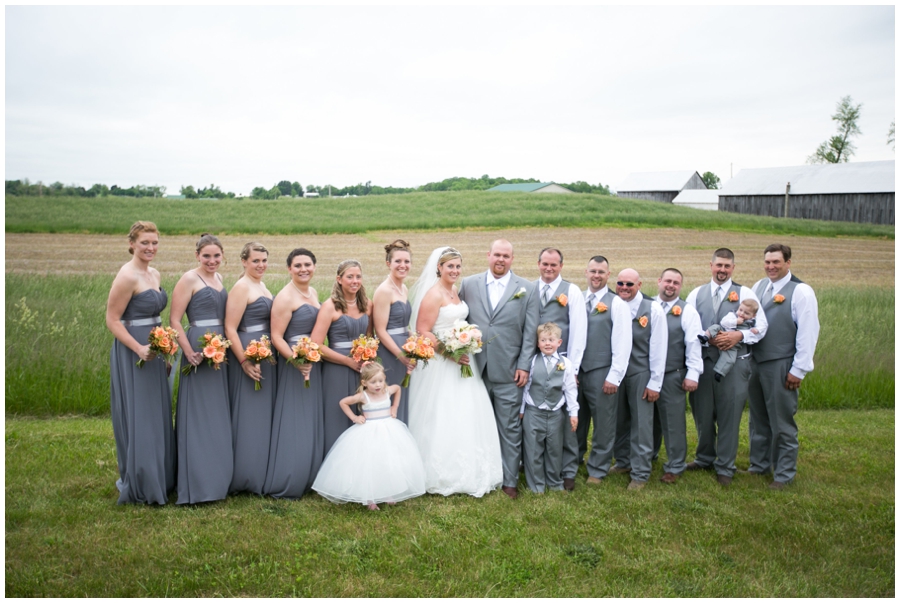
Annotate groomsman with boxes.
[529,248,587,491]
[569,256,631,485]
[747,244,819,490]
[458,239,538,499]
[685,248,767,486]
[652,268,703,484]
[611,269,667,490]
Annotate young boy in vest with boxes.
[519,322,579,493]
[698,298,760,381]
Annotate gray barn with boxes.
[616,170,707,203]
[718,161,894,225]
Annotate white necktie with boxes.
[489,280,503,309]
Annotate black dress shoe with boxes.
[563,478,575,491]
[501,486,518,499]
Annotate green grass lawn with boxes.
[5,409,894,597]
[5,192,894,238]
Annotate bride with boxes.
[408,247,503,497]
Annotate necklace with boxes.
[387,276,404,297]
[343,298,358,306]
[291,279,312,299]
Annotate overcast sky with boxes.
[5,5,895,195]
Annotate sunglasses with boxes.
[617,281,636,287]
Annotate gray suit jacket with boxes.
[458,271,538,384]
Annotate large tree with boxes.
[700,171,721,189]
[808,95,862,164]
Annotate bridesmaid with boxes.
[311,259,373,455]
[264,248,325,498]
[225,241,275,495]
[170,233,233,504]
[105,221,175,504]
[372,240,414,424]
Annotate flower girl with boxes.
[312,362,426,510]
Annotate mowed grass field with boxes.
[5,194,895,596]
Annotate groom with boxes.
[459,239,539,499]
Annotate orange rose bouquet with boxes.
[183,331,231,375]
[350,334,380,364]
[399,332,435,387]
[244,335,276,390]
[289,336,322,388]
[138,325,180,368]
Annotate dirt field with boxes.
[5,228,894,291]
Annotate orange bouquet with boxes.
[289,336,322,388]
[183,331,232,375]
[244,335,276,390]
[138,325,180,368]
[399,332,435,387]
[350,334,380,364]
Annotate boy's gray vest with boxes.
[693,282,743,363]
[528,355,566,410]
[580,288,617,373]
[663,298,687,374]
[626,295,654,377]
[537,279,572,350]
[753,277,801,363]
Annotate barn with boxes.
[616,170,707,203]
[486,182,574,194]
[672,189,719,211]
[718,160,894,225]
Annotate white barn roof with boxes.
[617,170,701,192]
[721,160,895,196]
[672,189,719,210]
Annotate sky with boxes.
[4,5,896,196]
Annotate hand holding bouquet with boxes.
[138,325,180,368]
[243,334,276,390]
[289,336,322,388]
[436,319,483,378]
[399,332,435,387]
[183,331,231,375]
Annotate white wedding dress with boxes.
[408,301,503,497]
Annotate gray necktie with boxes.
[542,284,551,306]
[713,286,723,313]
[762,283,774,305]
[660,300,668,314]
[586,292,596,313]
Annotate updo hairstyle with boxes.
[127,221,158,255]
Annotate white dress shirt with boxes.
[520,353,580,417]
[655,296,704,383]
[585,287,631,386]
[753,271,820,379]
[484,270,512,310]
[685,277,768,343]
[623,295,667,392]
[538,275,587,372]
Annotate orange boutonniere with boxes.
[728,291,739,303]
[638,315,649,328]
[773,294,785,304]
[593,301,608,314]
[671,305,682,316]
[554,294,568,307]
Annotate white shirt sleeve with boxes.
[647,302,668,392]
[520,356,536,415]
[720,312,738,330]
[789,283,820,379]
[680,303,704,382]
[606,295,632,386]
[562,359,579,417]
[738,285,767,343]
[565,283,588,372]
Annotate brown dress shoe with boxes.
[659,472,678,484]
[563,478,575,491]
[501,486,518,499]
[627,480,646,491]
[586,476,603,485]
[685,461,711,471]
[716,474,733,486]
[609,465,631,475]
[768,481,787,491]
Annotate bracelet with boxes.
[240,359,247,365]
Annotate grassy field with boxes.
[5,192,895,238]
[5,410,894,597]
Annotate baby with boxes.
[697,299,759,382]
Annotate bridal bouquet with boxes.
[289,336,322,388]
[436,319,483,378]
[183,331,232,375]
[138,325,180,368]
[243,335,276,390]
[399,332,435,387]
[350,334,380,364]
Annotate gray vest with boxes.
[693,282,743,362]
[528,354,565,410]
[581,289,616,372]
[663,298,687,373]
[753,278,800,363]
[537,279,571,350]
[626,295,653,377]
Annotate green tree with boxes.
[250,187,269,199]
[700,171,721,189]
[180,185,198,199]
[291,181,303,197]
[277,180,292,197]
[808,95,862,164]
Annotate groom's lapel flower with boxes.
[554,293,568,307]
[773,294,785,304]
[510,287,527,300]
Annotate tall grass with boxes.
[4,272,894,415]
[5,193,894,238]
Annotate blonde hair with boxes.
[239,241,268,276]
[740,298,759,316]
[436,247,462,277]
[127,221,158,254]
[537,321,562,340]
[384,239,411,263]
[331,259,369,314]
[356,362,386,395]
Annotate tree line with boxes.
[5,180,167,198]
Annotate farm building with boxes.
[672,189,719,211]
[486,182,573,194]
[718,160,894,225]
[616,170,707,203]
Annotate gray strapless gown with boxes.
[263,304,325,498]
[322,313,369,455]
[228,296,275,495]
[109,288,176,504]
[376,300,411,424]
[175,285,233,504]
